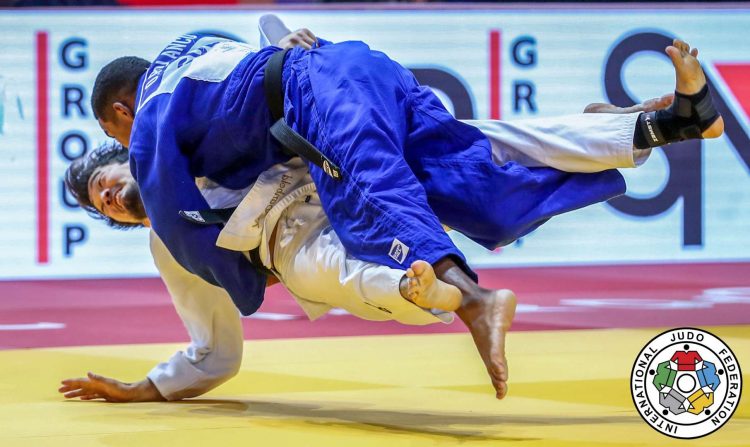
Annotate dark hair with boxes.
[91,56,150,120]
[64,141,143,229]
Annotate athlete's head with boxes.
[64,141,149,229]
[91,56,150,147]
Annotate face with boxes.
[87,161,148,225]
[98,102,134,148]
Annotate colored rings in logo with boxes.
[631,327,742,439]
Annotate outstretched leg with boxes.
[433,257,517,400]
[400,260,462,311]
[469,92,677,175]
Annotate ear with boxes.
[112,102,134,121]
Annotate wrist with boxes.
[130,378,166,402]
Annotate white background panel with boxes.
[0,8,749,279]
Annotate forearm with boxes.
[147,349,240,401]
[59,372,166,403]
[149,231,245,401]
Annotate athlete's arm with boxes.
[259,13,317,50]
[278,28,317,50]
[59,373,164,403]
[144,231,245,400]
[59,232,245,402]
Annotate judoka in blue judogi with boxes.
[89,25,724,401]
[113,34,623,314]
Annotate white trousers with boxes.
[273,193,454,325]
[466,112,647,172]
[272,113,645,325]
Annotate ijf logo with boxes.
[631,328,742,439]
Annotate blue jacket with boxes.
[130,34,287,315]
[130,34,625,316]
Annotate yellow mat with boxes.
[1,326,747,446]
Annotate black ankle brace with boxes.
[633,85,719,149]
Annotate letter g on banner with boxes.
[603,32,703,246]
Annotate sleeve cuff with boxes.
[146,353,208,401]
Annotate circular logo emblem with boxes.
[631,327,742,439]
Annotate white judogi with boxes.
[468,112,648,172]
[215,158,454,325]
[145,113,647,400]
[146,232,243,400]
[147,161,451,400]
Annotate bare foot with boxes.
[665,39,724,138]
[404,260,462,311]
[456,289,517,399]
[584,93,675,115]
[666,39,703,95]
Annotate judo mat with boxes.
[1,263,748,446]
[0,327,748,446]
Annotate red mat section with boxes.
[1,262,748,350]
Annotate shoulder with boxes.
[139,36,258,110]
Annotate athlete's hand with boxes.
[59,372,165,402]
[279,28,317,50]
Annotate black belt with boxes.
[264,48,343,181]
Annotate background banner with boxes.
[1,8,749,279]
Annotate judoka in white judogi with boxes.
[145,112,648,400]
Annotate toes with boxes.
[410,260,428,276]
[665,41,695,65]
[490,361,508,383]
[406,273,423,305]
[408,275,421,290]
[673,39,690,53]
[665,46,682,66]
[494,379,508,400]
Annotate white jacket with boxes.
[145,158,315,400]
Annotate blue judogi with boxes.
[129,34,625,316]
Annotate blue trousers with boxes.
[282,42,625,276]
